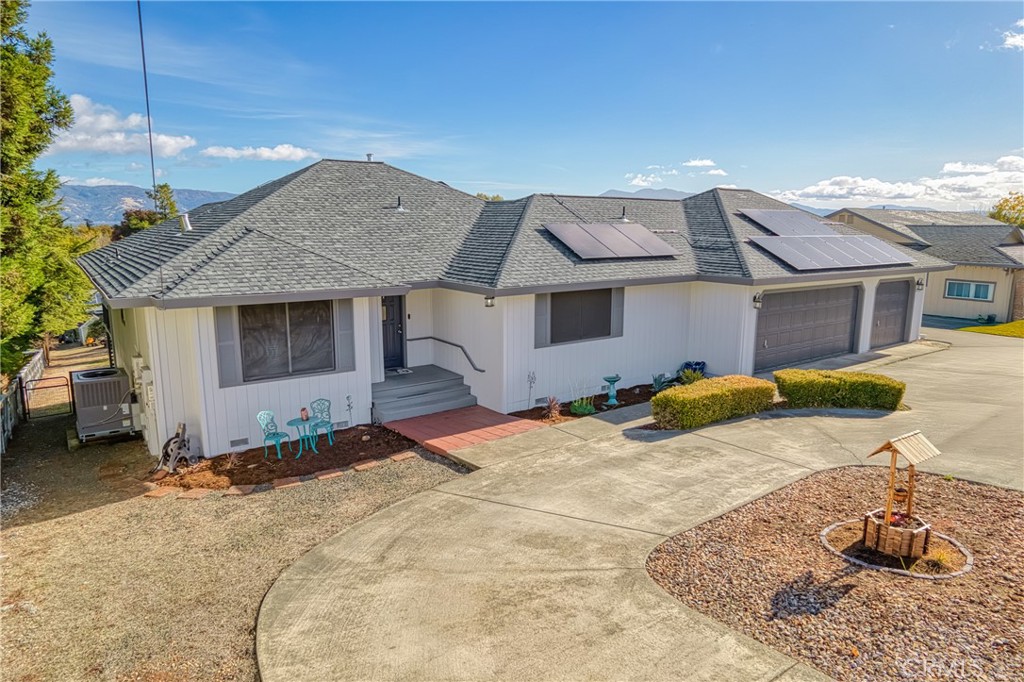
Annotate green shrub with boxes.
[678,368,705,385]
[773,368,905,411]
[651,375,775,430]
[569,396,596,415]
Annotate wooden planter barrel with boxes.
[862,509,931,559]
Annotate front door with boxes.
[381,296,405,369]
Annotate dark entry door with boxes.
[381,296,405,369]
[871,280,910,348]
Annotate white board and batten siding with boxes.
[143,298,375,458]
[501,283,690,413]
[430,289,504,410]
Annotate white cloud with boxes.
[941,161,996,174]
[200,144,319,162]
[705,168,728,177]
[772,153,1024,209]
[682,158,716,167]
[625,173,662,187]
[1002,18,1024,50]
[48,95,196,157]
[716,184,738,189]
[80,177,126,186]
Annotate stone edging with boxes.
[819,519,975,580]
[140,451,420,500]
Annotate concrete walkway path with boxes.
[257,330,1021,681]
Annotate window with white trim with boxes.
[944,280,994,302]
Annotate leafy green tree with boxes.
[990,192,1024,227]
[1,0,92,376]
[113,208,165,240]
[113,183,178,240]
[146,182,178,218]
[474,192,504,201]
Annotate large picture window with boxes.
[239,301,335,381]
[535,288,624,347]
[215,299,355,387]
[944,280,994,302]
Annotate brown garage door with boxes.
[871,280,910,348]
[755,286,860,371]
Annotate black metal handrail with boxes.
[406,336,485,373]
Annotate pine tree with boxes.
[1,0,92,376]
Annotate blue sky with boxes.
[32,1,1024,209]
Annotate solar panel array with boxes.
[545,222,680,260]
[749,235,916,271]
[740,209,838,236]
[739,208,915,270]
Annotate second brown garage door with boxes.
[754,286,860,371]
[871,280,911,348]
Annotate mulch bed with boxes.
[510,383,656,423]
[158,425,416,489]
[647,467,1024,681]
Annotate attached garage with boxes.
[754,286,860,371]
[871,280,911,348]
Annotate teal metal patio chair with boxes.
[257,410,292,459]
[309,398,334,446]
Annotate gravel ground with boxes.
[1,445,463,681]
[648,467,1024,682]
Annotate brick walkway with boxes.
[384,406,544,456]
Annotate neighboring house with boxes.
[78,160,951,459]
[828,208,1024,322]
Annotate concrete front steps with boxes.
[371,365,477,423]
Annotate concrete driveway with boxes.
[257,330,1022,681]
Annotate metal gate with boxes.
[22,377,73,419]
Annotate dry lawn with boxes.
[2,430,463,680]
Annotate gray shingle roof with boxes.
[711,189,950,279]
[907,225,1024,268]
[80,160,483,302]
[79,161,955,307]
[834,208,1005,243]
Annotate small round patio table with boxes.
[286,417,320,458]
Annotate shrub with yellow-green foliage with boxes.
[773,369,905,411]
[651,375,776,430]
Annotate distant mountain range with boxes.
[57,184,237,225]
[599,189,947,217]
[599,188,695,200]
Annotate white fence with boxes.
[0,350,45,456]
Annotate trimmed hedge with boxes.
[651,375,776,430]
[773,368,905,411]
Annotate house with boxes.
[828,208,1024,322]
[78,160,951,459]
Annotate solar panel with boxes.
[616,223,681,257]
[750,235,915,271]
[545,222,680,260]
[741,209,838,236]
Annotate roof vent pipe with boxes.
[179,213,192,232]
[396,196,407,213]
[366,153,373,161]
[619,206,630,223]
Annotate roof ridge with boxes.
[709,188,751,278]
[138,163,323,294]
[378,162,485,202]
[489,195,534,287]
